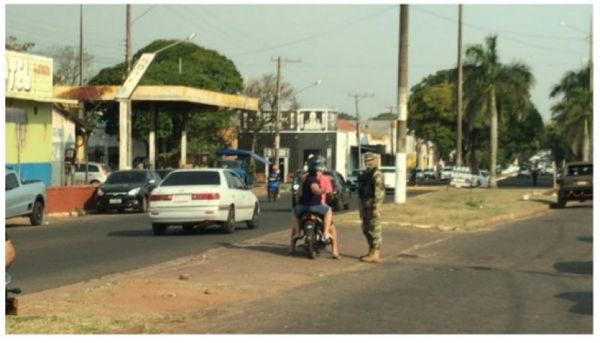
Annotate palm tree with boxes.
[464,35,534,188]
[550,68,593,162]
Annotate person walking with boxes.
[357,152,385,263]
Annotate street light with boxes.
[154,33,196,54]
[117,33,196,170]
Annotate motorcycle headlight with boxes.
[128,187,141,196]
[292,184,299,191]
[97,188,104,196]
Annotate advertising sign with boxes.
[5,51,53,100]
[115,53,156,99]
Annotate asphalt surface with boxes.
[164,203,592,334]
[6,189,429,293]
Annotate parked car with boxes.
[291,169,352,211]
[380,166,396,190]
[346,169,364,191]
[148,168,260,235]
[73,162,111,185]
[423,168,436,180]
[556,162,593,208]
[326,170,352,211]
[517,166,531,178]
[96,170,161,213]
[440,166,454,180]
[5,168,47,226]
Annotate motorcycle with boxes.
[5,272,21,315]
[267,174,280,203]
[298,212,331,259]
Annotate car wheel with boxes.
[97,206,106,214]
[222,206,236,234]
[90,180,100,186]
[246,203,259,229]
[29,200,44,226]
[334,198,343,212]
[152,223,167,235]
[138,196,148,213]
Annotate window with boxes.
[162,171,220,186]
[568,164,593,176]
[6,173,19,190]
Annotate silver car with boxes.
[73,162,111,185]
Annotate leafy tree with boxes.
[242,73,297,173]
[6,35,35,52]
[44,45,94,85]
[464,35,534,187]
[408,71,457,162]
[88,39,244,165]
[337,112,356,120]
[372,112,397,121]
[549,67,592,162]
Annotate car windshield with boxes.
[351,170,363,177]
[106,171,146,184]
[162,171,221,186]
[567,164,593,176]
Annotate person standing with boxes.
[357,152,385,263]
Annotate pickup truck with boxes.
[5,168,47,225]
[557,162,593,208]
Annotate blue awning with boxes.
[216,148,270,165]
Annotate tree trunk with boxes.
[489,89,498,188]
[582,117,590,162]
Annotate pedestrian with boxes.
[532,168,539,186]
[357,152,385,263]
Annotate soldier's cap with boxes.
[363,152,379,161]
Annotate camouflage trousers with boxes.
[359,204,382,249]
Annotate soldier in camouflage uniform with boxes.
[357,152,385,263]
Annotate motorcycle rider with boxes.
[289,158,339,258]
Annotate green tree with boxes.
[464,35,534,187]
[408,71,457,162]
[337,112,356,120]
[549,67,592,162]
[88,39,244,164]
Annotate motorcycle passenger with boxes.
[290,160,336,258]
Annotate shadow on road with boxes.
[108,225,253,237]
[218,242,289,257]
[555,292,593,316]
[578,236,593,243]
[553,261,593,275]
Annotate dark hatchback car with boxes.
[291,169,352,211]
[96,170,161,213]
[557,162,593,208]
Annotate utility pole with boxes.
[79,5,89,183]
[271,56,300,172]
[456,4,464,167]
[126,4,132,74]
[395,4,409,204]
[349,93,374,169]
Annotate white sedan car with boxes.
[148,168,260,235]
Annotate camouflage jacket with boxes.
[359,167,385,209]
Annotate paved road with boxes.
[168,204,592,334]
[6,190,428,293]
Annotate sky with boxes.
[3,1,595,122]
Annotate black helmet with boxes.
[308,161,326,172]
[307,154,326,166]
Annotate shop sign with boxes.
[5,50,53,100]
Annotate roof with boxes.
[53,85,258,112]
[336,118,356,132]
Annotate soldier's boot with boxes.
[361,249,381,263]
[360,247,374,260]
